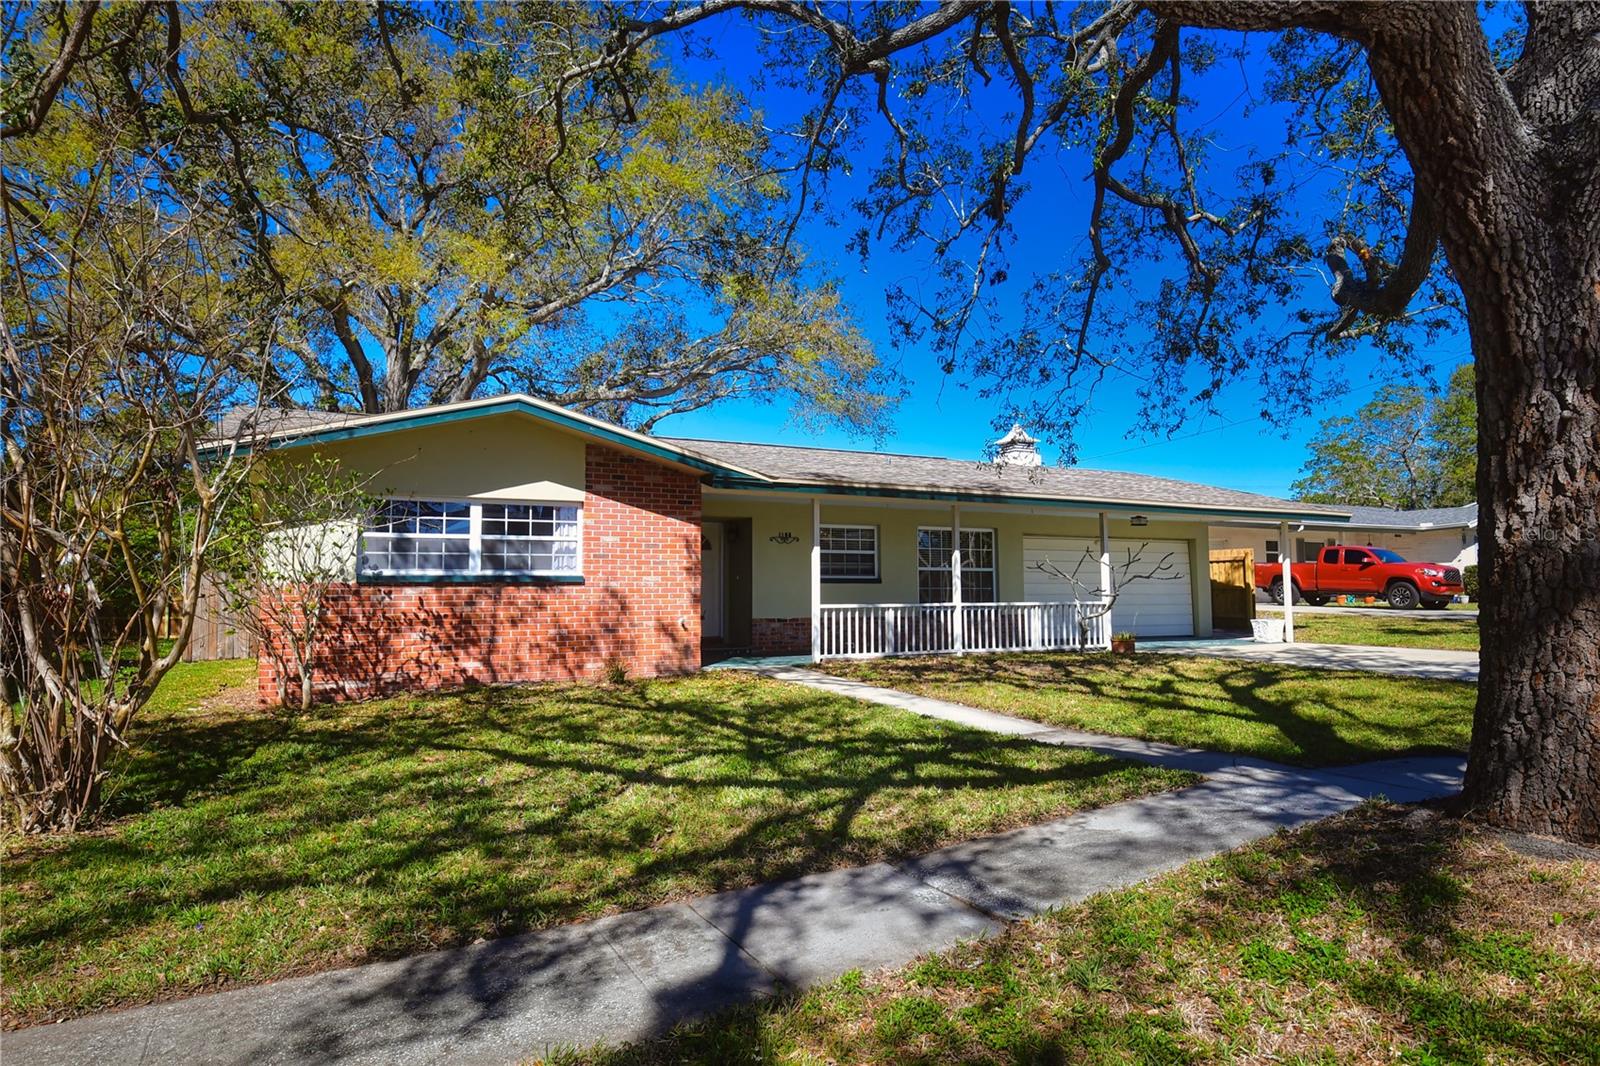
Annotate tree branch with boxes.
[1322,187,1439,338]
[1,1,99,138]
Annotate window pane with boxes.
[362,499,581,577]
[919,528,994,603]
[820,526,877,579]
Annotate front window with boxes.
[819,525,879,581]
[360,499,581,578]
[1369,548,1406,563]
[918,528,996,603]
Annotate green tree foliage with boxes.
[3,2,893,429]
[1429,363,1477,506]
[1290,366,1476,508]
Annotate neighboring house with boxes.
[219,395,1345,702]
[1210,503,1479,570]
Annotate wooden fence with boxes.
[1208,548,1257,632]
[180,576,257,661]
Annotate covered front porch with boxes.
[809,500,1117,660]
[700,493,1208,664]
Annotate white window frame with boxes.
[917,526,997,603]
[819,523,880,582]
[360,498,583,579]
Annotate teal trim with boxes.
[357,573,586,587]
[705,476,1347,525]
[204,399,757,479]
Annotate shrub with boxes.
[1463,564,1479,598]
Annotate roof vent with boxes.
[993,424,1041,467]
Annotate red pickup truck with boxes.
[1254,545,1465,609]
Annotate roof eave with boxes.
[706,475,1347,524]
[199,395,774,482]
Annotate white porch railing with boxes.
[818,601,1112,660]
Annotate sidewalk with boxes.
[1136,638,1479,681]
[5,671,1465,1066]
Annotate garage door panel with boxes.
[1022,537,1194,637]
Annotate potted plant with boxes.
[1110,631,1137,653]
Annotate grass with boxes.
[821,653,1475,766]
[1286,612,1480,651]
[569,803,1600,1066]
[1,662,1192,1027]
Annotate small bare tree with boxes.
[212,454,378,713]
[1026,541,1186,645]
[1,117,277,831]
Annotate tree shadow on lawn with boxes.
[826,653,1472,767]
[569,806,1598,1066]
[3,674,1182,1025]
[1166,806,1600,1063]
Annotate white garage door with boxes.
[1022,537,1194,637]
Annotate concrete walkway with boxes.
[1258,603,1476,619]
[1137,638,1479,682]
[6,671,1465,1066]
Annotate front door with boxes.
[702,521,725,640]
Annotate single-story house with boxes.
[1210,503,1478,570]
[223,394,1347,702]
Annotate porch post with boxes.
[811,497,822,661]
[1279,520,1295,643]
[951,503,964,655]
[1099,511,1113,646]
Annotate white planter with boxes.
[1251,618,1285,643]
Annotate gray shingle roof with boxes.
[661,437,1346,517]
[209,397,1343,519]
[1338,502,1478,529]
[215,407,358,439]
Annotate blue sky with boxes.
[646,15,1471,499]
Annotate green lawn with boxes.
[1,662,1190,1027]
[571,804,1600,1065]
[1287,612,1481,651]
[821,653,1475,766]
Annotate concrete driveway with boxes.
[1257,603,1476,621]
[1139,638,1479,682]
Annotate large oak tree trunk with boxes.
[1359,5,1600,842]
[1462,273,1600,841]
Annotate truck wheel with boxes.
[1306,595,1329,607]
[1268,578,1285,605]
[1386,582,1419,610]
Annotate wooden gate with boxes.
[1208,548,1256,632]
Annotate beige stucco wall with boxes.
[262,520,363,582]
[1208,524,1477,568]
[290,412,589,503]
[704,493,1214,636]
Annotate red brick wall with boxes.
[751,617,811,655]
[258,444,701,703]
